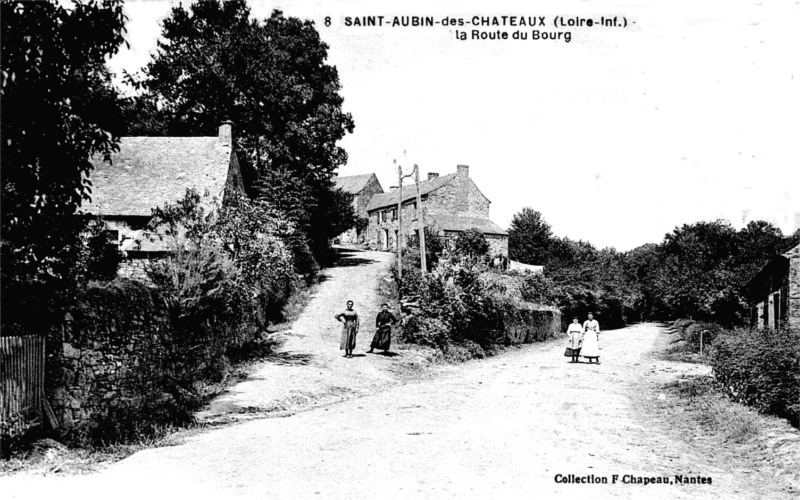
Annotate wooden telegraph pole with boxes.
[397,162,403,279]
[414,164,427,275]
[396,161,428,280]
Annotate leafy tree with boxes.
[131,0,354,262]
[454,228,490,260]
[508,207,552,265]
[406,226,445,271]
[1,0,127,330]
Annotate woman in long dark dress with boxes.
[368,303,398,354]
[335,300,359,358]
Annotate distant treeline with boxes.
[508,208,800,328]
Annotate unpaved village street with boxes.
[2,250,797,499]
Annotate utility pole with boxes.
[397,162,403,280]
[414,164,427,275]
[396,161,428,278]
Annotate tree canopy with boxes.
[508,207,552,265]
[126,0,355,262]
[508,206,797,328]
[1,0,127,284]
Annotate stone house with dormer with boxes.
[365,164,508,258]
[81,122,246,279]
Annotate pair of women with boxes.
[334,301,398,358]
[564,313,601,364]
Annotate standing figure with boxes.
[368,303,398,354]
[583,313,601,349]
[564,317,583,363]
[580,313,601,364]
[335,300,359,358]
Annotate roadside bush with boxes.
[80,396,194,447]
[399,260,558,359]
[0,411,40,458]
[711,328,800,427]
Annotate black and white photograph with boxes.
[1,0,799,498]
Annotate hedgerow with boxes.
[711,328,800,427]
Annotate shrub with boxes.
[711,328,800,427]
[0,412,40,458]
[80,396,193,447]
[454,228,489,261]
[399,260,559,359]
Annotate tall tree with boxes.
[1,0,126,285]
[508,207,552,265]
[135,0,355,261]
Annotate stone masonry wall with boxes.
[425,174,490,219]
[47,280,189,434]
[116,258,150,282]
[787,245,800,332]
[487,234,509,258]
[356,175,384,218]
[366,167,492,250]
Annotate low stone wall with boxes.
[116,258,150,282]
[46,280,203,435]
[493,296,561,344]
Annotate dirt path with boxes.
[196,247,413,424]
[3,321,797,499]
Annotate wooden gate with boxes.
[0,336,45,424]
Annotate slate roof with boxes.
[366,173,457,211]
[334,174,376,194]
[82,136,234,217]
[429,214,507,236]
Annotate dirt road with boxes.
[196,248,410,424]
[2,249,797,498]
[4,321,797,499]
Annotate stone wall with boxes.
[497,301,561,344]
[787,244,800,332]
[425,168,490,219]
[366,165,494,250]
[356,175,384,218]
[116,257,151,282]
[487,234,509,258]
[46,280,211,435]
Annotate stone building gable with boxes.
[355,174,384,217]
[425,175,490,219]
[364,164,507,256]
[785,243,800,331]
[333,173,385,243]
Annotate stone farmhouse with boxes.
[364,164,508,257]
[743,242,800,332]
[81,122,246,279]
[333,173,384,244]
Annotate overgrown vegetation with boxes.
[121,0,356,264]
[1,0,358,453]
[668,320,800,428]
[712,328,800,427]
[668,376,761,444]
[396,229,559,361]
[509,208,800,327]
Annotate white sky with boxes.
[109,0,800,251]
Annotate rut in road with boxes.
[197,247,402,423]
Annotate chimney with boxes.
[427,172,439,181]
[219,120,233,145]
[457,164,469,178]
